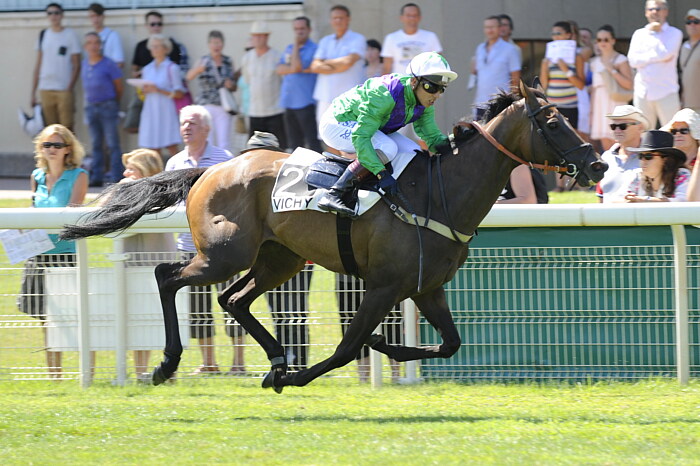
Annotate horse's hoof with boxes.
[261,370,284,394]
[366,333,385,348]
[152,366,168,386]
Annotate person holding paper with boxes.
[540,21,585,129]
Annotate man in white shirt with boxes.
[381,3,443,75]
[680,8,700,110]
[240,21,286,149]
[627,0,683,127]
[31,2,81,130]
[310,5,366,128]
[472,16,521,119]
[87,2,123,68]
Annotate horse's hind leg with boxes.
[217,242,306,390]
[367,286,462,362]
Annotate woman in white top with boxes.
[622,130,690,202]
[590,25,634,150]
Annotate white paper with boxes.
[545,40,577,65]
[126,78,155,88]
[0,229,55,264]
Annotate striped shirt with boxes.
[165,143,233,252]
[546,64,578,108]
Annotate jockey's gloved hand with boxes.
[377,170,398,196]
[435,140,453,157]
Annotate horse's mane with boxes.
[481,87,547,122]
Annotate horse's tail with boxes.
[60,168,207,241]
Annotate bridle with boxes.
[451,99,596,184]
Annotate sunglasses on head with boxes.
[610,122,639,131]
[670,128,691,135]
[42,142,69,149]
[687,19,700,25]
[149,22,163,27]
[639,153,664,161]
[420,79,446,94]
[596,37,611,43]
[46,10,62,15]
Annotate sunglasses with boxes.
[687,19,700,25]
[596,37,611,43]
[610,122,639,131]
[149,22,163,27]
[42,142,69,149]
[46,10,62,16]
[646,7,664,12]
[420,79,446,94]
[638,153,664,161]
[670,128,691,135]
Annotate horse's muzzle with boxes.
[578,159,608,187]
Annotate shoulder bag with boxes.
[211,58,239,115]
[600,55,633,102]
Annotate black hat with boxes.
[626,130,686,163]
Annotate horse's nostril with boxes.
[590,161,608,173]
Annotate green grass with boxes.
[0,379,699,464]
[548,189,598,204]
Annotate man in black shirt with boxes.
[131,10,188,78]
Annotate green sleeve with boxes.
[413,105,448,152]
[351,87,395,175]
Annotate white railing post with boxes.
[402,299,420,383]
[370,323,383,388]
[671,225,690,385]
[76,239,91,388]
[111,239,129,386]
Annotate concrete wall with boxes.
[1,0,696,177]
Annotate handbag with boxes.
[169,63,193,114]
[211,57,239,115]
[17,256,45,319]
[600,56,633,102]
[235,115,247,134]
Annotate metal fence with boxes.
[1,205,699,385]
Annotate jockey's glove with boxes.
[435,140,453,157]
[376,170,398,196]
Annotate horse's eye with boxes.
[547,119,558,129]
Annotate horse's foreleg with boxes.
[278,286,398,390]
[368,286,461,362]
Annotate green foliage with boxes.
[0,380,699,464]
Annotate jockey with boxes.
[317,51,458,217]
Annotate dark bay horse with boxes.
[61,82,606,392]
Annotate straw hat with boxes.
[605,105,651,130]
[250,21,271,35]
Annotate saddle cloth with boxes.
[271,147,417,215]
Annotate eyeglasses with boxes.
[420,79,446,94]
[687,19,700,25]
[670,128,691,135]
[596,37,611,43]
[646,7,664,12]
[46,10,62,16]
[551,31,565,36]
[149,22,163,27]
[639,153,664,161]
[42,142,69,149]
[610,122,639,131]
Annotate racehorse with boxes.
[61,81,606,392]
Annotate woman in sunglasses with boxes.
[590,25,634,151]
[19,124,87,378]
[622,130,689,202]
[661,108,700,168]
[317,51,457,217]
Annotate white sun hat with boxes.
[17,104,44,138]
[660,108,700,141]
[406,52,458,84]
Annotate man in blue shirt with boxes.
[276,16,322,152]
[81,31,123,186]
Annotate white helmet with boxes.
[17,104,44,139]
[406,52,458,85]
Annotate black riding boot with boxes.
[318,160,368,217]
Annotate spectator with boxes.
[311,5,366,129]
[590,25,634,151]
[365,39,383,79]
[186,30,237,151]
[569,20,593,141]
[496,165,549,204]
[661,108,700,168]
[498,14,522,62]
[540,21,585,130]
[31,3,81,131]
[622,130,689,202]
[18,124,88,378]
[138,34,184,157]
[239,21,286,149]
[627,0,683,128]
[472,15,521,120]
[597,105,650,202]
[165,105,234,375]
[86,2,123,67]
[381,3,442,75]
[276,16,322,152]
[81,32,123,187]
[680,9,700,110]
[117,149,176,382]
[132,10,188,78]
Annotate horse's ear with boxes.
[531,76,544,93]
[518,79,541,113]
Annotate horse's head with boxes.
[517,80,607,187]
